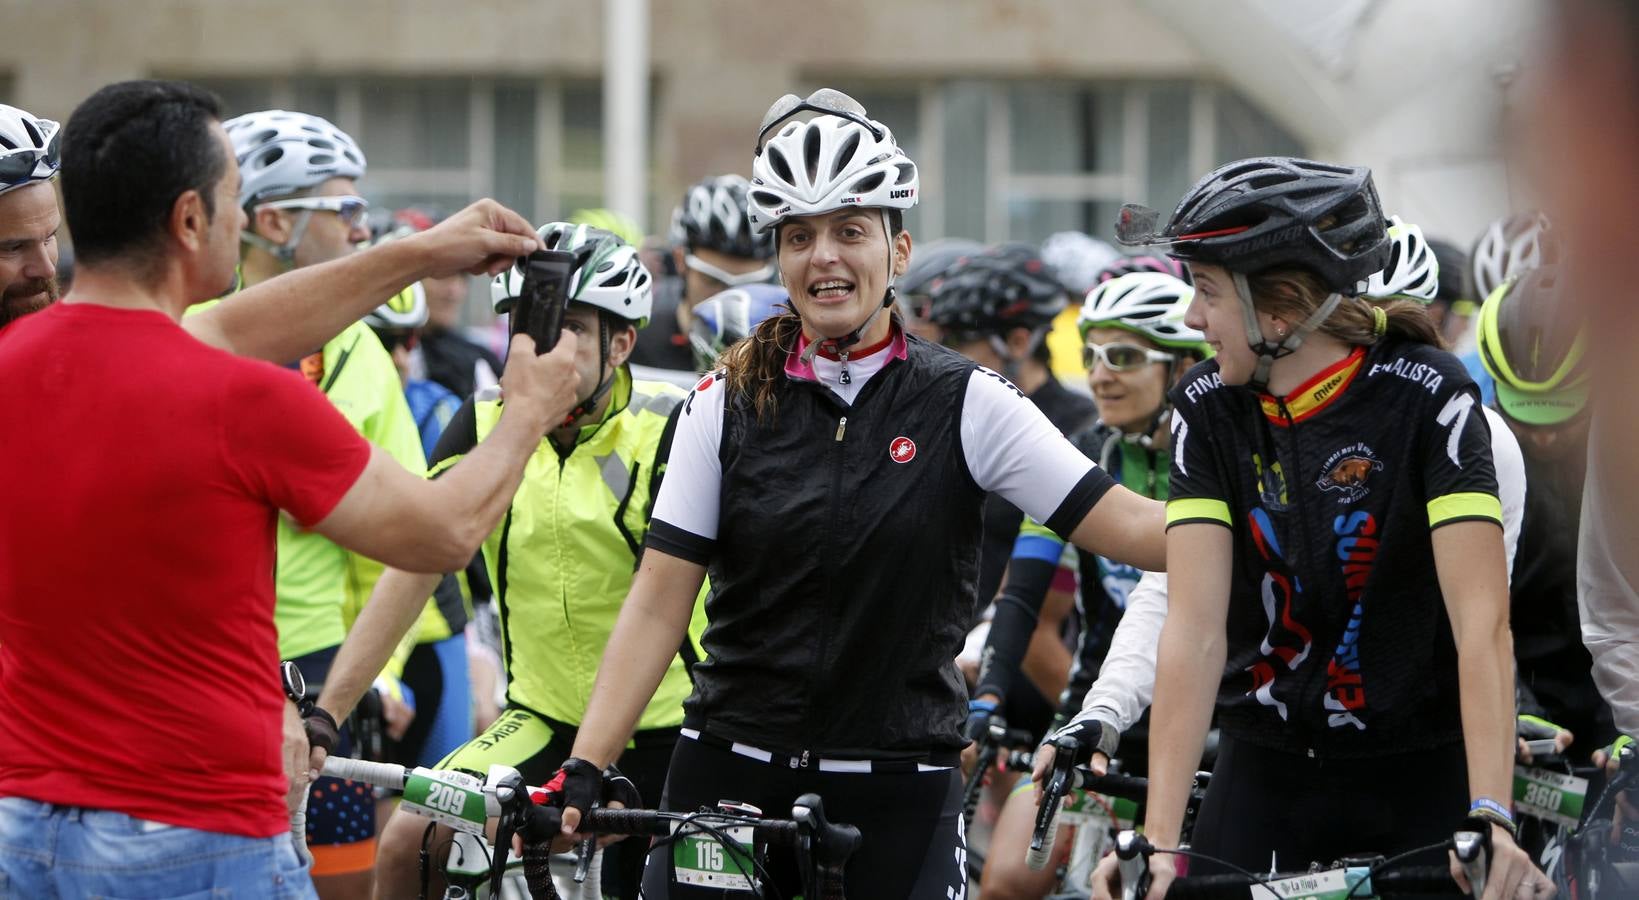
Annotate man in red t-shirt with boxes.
[0,80,580,899]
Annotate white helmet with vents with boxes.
[746,89,919,234]
[1470,212,1547,304]
[1079,272,1207,352]
[0,103,60,195]
[224,109,366,208]
[490,222,653,327]
[1364,215,1439,301]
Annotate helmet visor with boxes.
[1494,379,1590,427]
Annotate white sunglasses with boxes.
[684,253,775,288]
[256,195,371,229]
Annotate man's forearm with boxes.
[317,568,444,721]
[428,402,551,552]
[188,239,429,362]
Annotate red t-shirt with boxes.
[0,302,372,837]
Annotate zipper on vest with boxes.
[834,416,848,442]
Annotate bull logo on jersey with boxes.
[1316,443,1383,503]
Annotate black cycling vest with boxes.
[684,337,985,758]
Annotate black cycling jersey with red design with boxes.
[1165,338,1502,758]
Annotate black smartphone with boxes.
[508,249,577,354]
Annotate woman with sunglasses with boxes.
[550,89,1166,898]
[1095,157,1549,900]
[971,271,1208,898]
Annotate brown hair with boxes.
[719,209,906,422]
[1247,268,1446,350]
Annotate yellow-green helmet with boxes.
[568,208,643,247]
[1476,266,1588,426]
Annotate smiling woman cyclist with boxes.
[546,89,1165,898]
[1103,157,1551,900]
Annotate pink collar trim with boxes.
[784,324,909,382]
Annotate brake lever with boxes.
[1453,829,1489,899]
[1115,829,1153,900]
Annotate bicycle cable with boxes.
[1343,839,1452,900]
[635,809,784,900]
[1149,846,1279,892]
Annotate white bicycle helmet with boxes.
[0,103,60,195]
[490,222,653,327]
[1364,215,1439,302]
[672,174,772,259]
[224,109,366,208]
[364,281,428,331]
[746,92,919,234]
[1470,212,1547,304]
[1079,272,1207,352]
[1041,231,1122,297]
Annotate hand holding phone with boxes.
[509,249,577,355]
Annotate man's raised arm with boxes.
[184,199,538,361]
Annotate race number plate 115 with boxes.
[673,824,755,890]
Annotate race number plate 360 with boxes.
[401,768,488,833]
[1249,867,1374,900]
[1514,765,1589,829]
[673,824,755,890]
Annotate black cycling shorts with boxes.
[639,735,966,900]
[1189,734,1467,876]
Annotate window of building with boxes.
[825,78,1307,246]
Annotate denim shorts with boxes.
[0,796,316,898]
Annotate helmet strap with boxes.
[795,208,900,386]
[561,315,615,430]
[241,208,315,266]
[1231,271,1342,393]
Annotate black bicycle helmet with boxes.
[671,174,773,260]
[926,242,1066,335]
[1129,156,1390,294]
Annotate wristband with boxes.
[302,705,340,755]
[1469,799,1517,839]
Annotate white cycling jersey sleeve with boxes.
[1578,415,1639,738]
[649,373,726,543]
[1483,405,1525,578]
[960,368,1100,525]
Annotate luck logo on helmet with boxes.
[1315,443,1384,504]
[889,436,917,464]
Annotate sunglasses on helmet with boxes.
[755,89,882,154]
[0,125,61,190]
